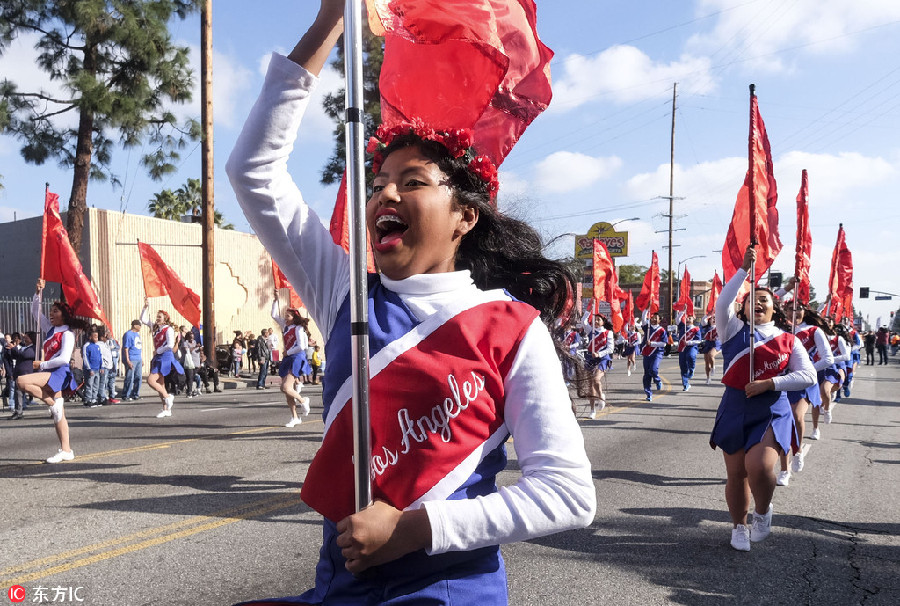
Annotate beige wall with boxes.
[0,208,323,372]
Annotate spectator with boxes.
[121,320,143,400]
[876,327,889,365]
[82,329,102,407]
[255,329,272,389]
[7,331,36,419]
[863,330,876,365]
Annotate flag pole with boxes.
[748,84,758,382]
[343,0,373,513]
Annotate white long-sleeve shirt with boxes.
[832,336,850,365]
[715,269,816,392]
[32,294,74,372]
[271,299,308,356]
[794,322,834,372]
[140,305,176,356]
[226,52,595,555]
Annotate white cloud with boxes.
[688,0,900,72]
[174,43,254,130]
[532,151,622,193]
[551,46,716,110]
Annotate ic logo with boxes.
[8,585,27,602]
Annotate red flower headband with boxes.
[367,119,500,200]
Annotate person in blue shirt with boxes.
[121,320,143,400]
[82,329,102,407]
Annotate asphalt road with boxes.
[1,358,897,605]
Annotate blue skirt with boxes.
[584,354,611,372]
[234,519,508,606]
[150,351,184,376]
[279,352,312,378]
[47,366,78,394]
[787,382,822,408]
[710,386,799,455]
[823,367,843,385]
[624,345,636,356]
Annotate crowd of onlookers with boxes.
[862,326,898,366]
[1,321,327,417]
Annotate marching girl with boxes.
[640,310,667,401]
[141,299,183,418]
[624,323,640,377]
[270,294,312,428]
[709,247,815,551]
[17,280,86,463]
[775,299,834,485]
[583,312,614,418]
[825,322,851,413]
[226,3,595,602]
[843,321,861,398]
[676,313,703,392]
[700,316,721,385]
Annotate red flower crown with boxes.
[367,119,500,200]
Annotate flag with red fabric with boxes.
[591,239,624,332]
[623,290,635,328]
[367,0,553,167]
[722,91,782,284]
[794,169,812,306]
[40,190,111,328]
[635,252,660,314]
[329,172,377,273]
[673,267,694,317]
[706,272,723,316]
[272,259,304,310]
[827,224,852,321]
[137,241,202,328]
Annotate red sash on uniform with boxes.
[283,325,297,353]
[589,329,608,355]
[641,326,666,357]
[721,332,795,390]
[300,301,538,523]
[44,331,64,360]
[153,326,169,350]
[678,326,701,352]
[705,327,718,342]
[794,326,821,363]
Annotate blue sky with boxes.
[2,1,900,326]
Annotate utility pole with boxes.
[667,83,677,324]
[200,0,216,360]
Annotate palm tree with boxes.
[149,179,234,230]
[148,189,185,221]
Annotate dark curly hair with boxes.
[51,301,88,331]
[737,287,792,332]
[378,135,577,325]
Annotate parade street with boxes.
[2,358,898,606]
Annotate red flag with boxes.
[272,259,304,310]
[794,169,812,306]
[330,171,376,273]
[623,290,635,329]
[368,0,553,167]
[592,239,615,303]
[827,224,852,320]
[673,267,694,317]
[137,241,202,328]
[635,252,660,314]
[706,272,723,316]
[40,190,112,328]
[722,90,782,284]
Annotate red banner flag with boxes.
[368,0,553,168]
[271,259,304,310]
[794,169,812,306]
[137,241,202,328]
[592,239,615,303]
[722,90,782,284]
[706,272,723,317]
[635,251,660,314]
[673,266,694,317]
[40,190,112,328]
[329,171,376,273]
[624,290,635,329]
[827,224,852,321]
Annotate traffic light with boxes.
[860,287,869,298]
[769,272,782,289]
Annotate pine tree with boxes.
[320,24,383,186]
[0,0,200,251]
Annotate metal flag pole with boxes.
[343,0,373,512]
[748,84,758,382]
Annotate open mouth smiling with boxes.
[374,213,409,247]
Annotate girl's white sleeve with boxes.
[834,337,850,364]
[32,294,51,334]
[599,330,615,358]
[41,330,74,371]
[423,319,596,554]
[812,328,834,371]
[157,329,175,356]
[716,269,747,343]
[271,299,286,330]
[140,305,151,329]
[771,336,817,392]
[226,53,350,340]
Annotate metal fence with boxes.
[0,297,52,336]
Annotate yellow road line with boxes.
[0,491,303,586]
